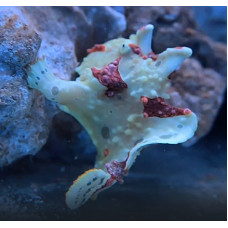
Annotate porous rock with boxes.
[0,7,41,70]
[0,6,126,166]
[0,6,54,167]
[0,72,54,167]
[168,59,226,145]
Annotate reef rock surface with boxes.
[168,59,226,145]
[0,6,126,166]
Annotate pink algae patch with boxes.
[87,44,106,54]
[141,96,192,118]
[175,47,183,49]
[91,57,128,97]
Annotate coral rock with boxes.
[0,7,53,166]
[168,58,226,145]
[0,6,127,166]
[0,8,41,69]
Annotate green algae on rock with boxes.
[27,24,198,209]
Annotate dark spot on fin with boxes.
[85,188,91,194]
[98,177,105,185]
[93,177,97,182]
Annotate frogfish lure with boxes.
[27,24,198,209]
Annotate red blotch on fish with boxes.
[105,160,127,184]
[129,43,143,56]
[147,51,158,61]
[87,44,106,54]
[129,44,158,61]
[139,25,146,31]
[141,96,192,118]
[91,152,130,199]
[91,57,128,97]
[104,149,109,157]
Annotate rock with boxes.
[0,6,127,166]
[0,7,41,70]
[193,6,227,43]
[0,72,54,167]
[124,6,226,144]
[21,6,79,80]
[184,28,227,77]
[0,7,54,167]
[35,111,96,165]
[168,59,226,145]
[76,6,126,61]
[79,6,126,43]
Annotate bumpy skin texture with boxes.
[27,25,198,209]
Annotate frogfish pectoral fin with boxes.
[65,168,111,209]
